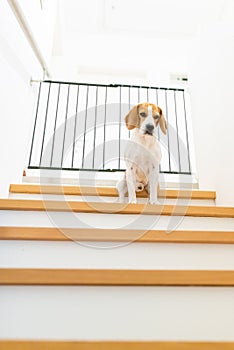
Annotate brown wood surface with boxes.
[1,226,234,244]
[9,184,216,199]
[0,341,234,350]
[0,199,233,217]
[1,268,234,286]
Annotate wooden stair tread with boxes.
[0,341,234,350]
[1,226,234,244]
[10,184,216,200]
[0,199,233,217]
[1,268,234,286]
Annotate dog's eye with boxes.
[140,112,146,117]
[154,115,160,119]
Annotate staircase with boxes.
[1,180,234,349]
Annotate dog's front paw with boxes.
[128,199,137,204]
[149,199,160,205]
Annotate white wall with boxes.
[0,1,40,197]
[51,0,192,86]
[188,19,234,205]
[52,0,227,87]
[52,34,190,87]
[18,0,57,68]
[0,0,57,197]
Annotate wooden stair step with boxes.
[1,268,234,286]
[0,199,233,218]
[10,184,216,200]
[1,226,234,244]
[0,341,233,350]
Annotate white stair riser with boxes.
[1,211,234,231]
[0,286,234,340]
[23,173,199,189]
[8,193,215,206]
[1,241,234,269]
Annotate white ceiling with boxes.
[59,0,229,38]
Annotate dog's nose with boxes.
[145,124,154,132]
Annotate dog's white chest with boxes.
[124,137,161,186]
[125,137,161,165]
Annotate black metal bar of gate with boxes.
[28,80,192,175]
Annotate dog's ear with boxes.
[158,107,167,135]
[125,105,139,130]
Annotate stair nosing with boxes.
[1,226,234,244]
[0,341,233,350]
[1,268,234,286]
[0,199,233,218]
[9,184,216,200]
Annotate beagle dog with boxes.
[117,102,167,204]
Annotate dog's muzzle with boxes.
[144,123,154,135]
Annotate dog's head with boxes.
[125,102,167,135]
